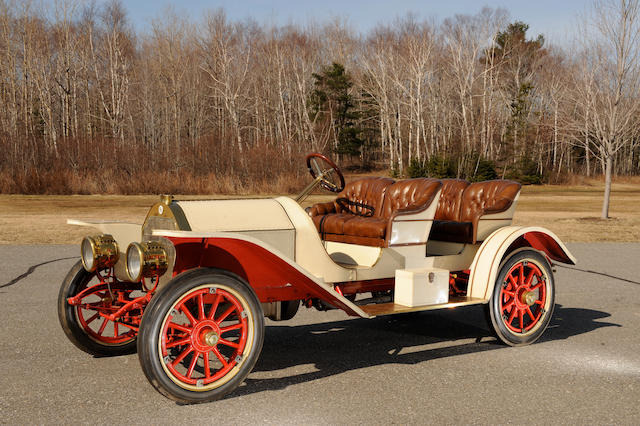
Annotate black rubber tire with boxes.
[137,268,264,404]
[57,260,137,356]
[487,250,555,347]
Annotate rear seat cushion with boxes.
[459,180,522,224]
[434,179,470,221]
[431,179,521,244]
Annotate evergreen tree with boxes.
[310,63,364,157]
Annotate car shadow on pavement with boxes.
[227,304,620,399]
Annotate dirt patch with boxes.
[0,180,638,244]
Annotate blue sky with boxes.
[120,0,586,45]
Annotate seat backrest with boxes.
[335,177,395,217]
[459,180,522,224]
[380,178,442,219]
[434,179,470,221]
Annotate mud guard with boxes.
[155,230,370,318]
[467,226,576,300]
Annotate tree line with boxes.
[1,0,639,202]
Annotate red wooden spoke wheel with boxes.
[161,287,249,388]
[499,261,547,333]
[306,153,345,193]
[58,261,141,356]
[137,269,264,404]
[488,250,555,346]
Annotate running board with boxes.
[359,296,486,317]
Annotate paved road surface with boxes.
[1,243,639,424]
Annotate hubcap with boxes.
[203,331,219,347]
[520,290,537,306]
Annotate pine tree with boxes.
[310,63,364,157]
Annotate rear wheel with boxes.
[488,250,555,346]
[58,261,140,356]
[137,269,264,404]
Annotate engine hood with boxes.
[175,199,294,232]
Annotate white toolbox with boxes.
[394,268,449,307]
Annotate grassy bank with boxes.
[0,179,639,245]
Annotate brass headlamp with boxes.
[125,241,168,282]
[81,234,119,272]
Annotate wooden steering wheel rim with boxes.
[305,153,345,193]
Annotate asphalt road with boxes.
[1,243,639,424]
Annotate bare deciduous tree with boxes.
[574,0,640,218]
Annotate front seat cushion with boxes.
[342,216,387,239]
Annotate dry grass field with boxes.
[0,178,639,245]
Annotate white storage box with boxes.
[394,268,449,307]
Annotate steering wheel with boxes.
[306,153,345,193]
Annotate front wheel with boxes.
[58,261,141,356]
[488,250,555,346]
[137,269,264,404]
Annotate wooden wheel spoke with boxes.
[172,345,194,367]
[519,264,525,285]
[197,294,205,320]
[166,337,191,349]
[212,347,228,368]
[168,322,192,334]
[85,312,100,325]
[220,323,243,334]
[218,338,239,349]
[180,305,197,325]
[186,352,200,379]
[207,294,222,320]
[215,305,236,324]
[525,269,536,287]
[97,317,108,336]
[526,306,537,322]
[203,352,211,379]
[530,282,543,291]
[518,310,524,331]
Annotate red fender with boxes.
[166,236,365,317]
[468,226,576,300]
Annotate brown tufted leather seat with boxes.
[310,177,441,247]
[310,177,394,243]
[430,179,521,244]
[430,179,472,243]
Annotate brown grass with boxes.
[513,179,640,242]
[0,178,638,245]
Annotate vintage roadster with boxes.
[58,153,576,404]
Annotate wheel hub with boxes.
[519,289,536,306]
[190,320,221,352]
[203,331,219,346]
